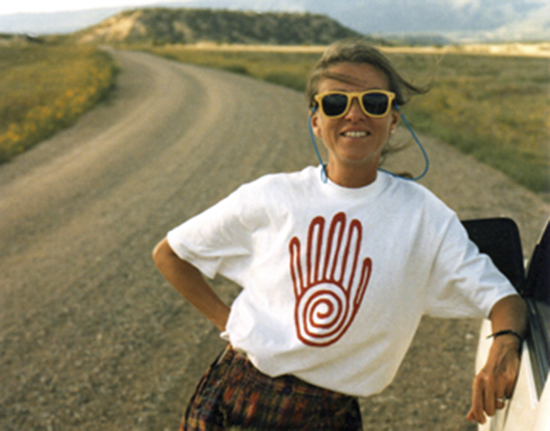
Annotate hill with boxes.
[75,8,364,45]
[0,33,44,46]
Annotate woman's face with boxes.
[311,62,399,187]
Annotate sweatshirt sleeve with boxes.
[166,184,256,283]
[425,214,518,319]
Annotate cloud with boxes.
[449,0,480,7]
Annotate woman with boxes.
[153,39,527,430]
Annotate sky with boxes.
[1,0,548,21]
[0,1,184,15]
[1,0,548,15]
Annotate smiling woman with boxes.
[152,38,527,431]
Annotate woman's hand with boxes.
[467,295,527,424]
[467,335,521,423]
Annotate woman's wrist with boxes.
[487,330,523,353]
[487,329,524,344]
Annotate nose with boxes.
[345,96,365,120]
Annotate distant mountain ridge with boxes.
[74,8,363,45]
[0,0,548,42]
[175,0,550,42]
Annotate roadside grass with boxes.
[0,44,117,163]
[139,44,549,194]
[395,53,549,194]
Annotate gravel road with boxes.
[1,50,548,431]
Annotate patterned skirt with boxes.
[181,345,363,431]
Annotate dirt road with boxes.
[1,50,548,431]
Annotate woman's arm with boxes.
[152,238,231,332]
[467,294,528,424]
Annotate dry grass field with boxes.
[0,44,117,163]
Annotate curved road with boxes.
[1,50,548,430]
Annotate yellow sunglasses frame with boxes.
[314,90,396,119]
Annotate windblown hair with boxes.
[306,38,429,109]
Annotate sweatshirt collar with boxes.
[313,165,390,200]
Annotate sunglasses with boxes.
[314,90,396,119]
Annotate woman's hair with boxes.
[306,38,429,109]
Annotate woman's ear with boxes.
[310,108,322,138]
[389,109,400,133]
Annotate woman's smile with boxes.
[342,129,371,139]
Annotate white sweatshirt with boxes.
[167,166,517,397]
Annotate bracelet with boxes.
[487,329,523,344]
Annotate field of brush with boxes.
[0,44,117,163]
[1,41,548,195]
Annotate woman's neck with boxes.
[326,161,378,188]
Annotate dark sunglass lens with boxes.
[362,93,389,115]
[322,94,348,116]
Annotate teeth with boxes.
[344,131,368,138]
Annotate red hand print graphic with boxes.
[289,212,372,347]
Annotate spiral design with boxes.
[296,283,350,346]
[289,213,372,348]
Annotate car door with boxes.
[469,219,550,431]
